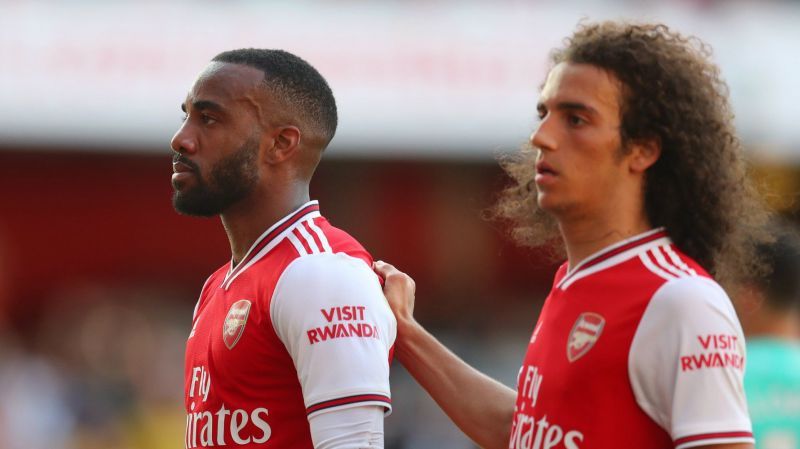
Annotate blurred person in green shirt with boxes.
[736,222,800,449]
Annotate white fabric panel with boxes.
[308,405,384,449]
[271,253,396,413]
[628,276,753,447]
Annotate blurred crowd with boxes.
[0,283,535,449]
[0,284,187,449]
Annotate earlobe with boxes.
[629,138,661,173]
[263,126,302,164]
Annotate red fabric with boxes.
[509,237,707,449]
[184,211,374,448]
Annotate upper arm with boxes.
[271,253,397,417]
[629,276,753,449]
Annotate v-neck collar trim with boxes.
[222,200,320,288]
[556,228,669,290]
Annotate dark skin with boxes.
[171,62,319,264]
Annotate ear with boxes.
[262,126,302,164]
[628,138,661,173]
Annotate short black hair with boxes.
[212,48,338,149]
[753,221,800,310]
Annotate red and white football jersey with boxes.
[183,201,396,449]
[509,228,753,449]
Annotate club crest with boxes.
[223,299,252,350]
[567,312,605,362]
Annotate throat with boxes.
[562,225,654,271]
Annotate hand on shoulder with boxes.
[373,260,417,328]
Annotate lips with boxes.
[172,156,198,188]
[173,160,195,174]
[172,154,198,174]
[535,160,558,176]
[534,160,559,187]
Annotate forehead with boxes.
[539,62,622,115]
[185,62,266,106]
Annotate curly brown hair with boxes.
[493,21,769,284]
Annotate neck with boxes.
[558,209,652,271]
[220,181,310,265]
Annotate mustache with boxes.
[173,154,199,172]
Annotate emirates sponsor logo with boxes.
[185,404,271,448]
[186,365,272,447]
[223,300,251,350]
[566,312,605,362]
[511,365,584,448]
[510,409,584,449]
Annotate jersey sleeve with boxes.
[308,405,384,449]
[628,276,754,449]
[270,252,396,418]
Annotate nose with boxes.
[530,117,557,152]
[170,121,197,154]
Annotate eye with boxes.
[180,114,188,123]
[567,114,586,126]
[201,114,217,125]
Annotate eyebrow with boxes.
[181,100,226,113]
[537,101,599,116]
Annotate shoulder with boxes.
[630,275,743,376]
[310,217,372,264]
[269,252,395,346]
[272,252,384,311]
[281,252,376,282]
[631,275,746,377]
[647,276,735,321]
[634,243,710,284]
[632,275,740,344]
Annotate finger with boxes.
[373,260,399,277]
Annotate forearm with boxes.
[396,320,516,449]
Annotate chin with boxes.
[172,188,217,217]
[536,192,558,211]
[537,193,574,218]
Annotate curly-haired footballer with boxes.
[376,21,767,449]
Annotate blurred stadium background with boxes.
[1,1,799,448]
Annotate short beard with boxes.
[172,138,259,217]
